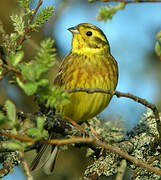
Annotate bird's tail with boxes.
[30,142,58,175]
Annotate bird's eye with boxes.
[86,31,92,36]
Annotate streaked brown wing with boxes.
[54,52,72,86]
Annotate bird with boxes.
[30,23,118,174]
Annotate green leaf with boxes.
[97,3,125,22]
[37,79,49,86]
[32,6,54,29]
[37,117,46,131]
[18,62,37,81]
[16,38,56,96]
[18,0,30,9]
[3,142,24,150]
[26,128,41,137]
[10,15,25,35]
[5,100,16,122]
[38,86,70,108]
[22,82,38,95]
[16,77,38,95]
[35,38,56,65]
[10,51,24,67]
[32,63,49,80]
[26,127,48,139]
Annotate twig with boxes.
[63,88,161,138]
[19,0,43,45]
[0,132,161,177]
[2,64,20,74]
[115,160,127,180]
[100,0,161,3]
[19,151,33,180]
[86,121,102,139]
[65,115,87,134]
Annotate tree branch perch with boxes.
[63,88,161,139]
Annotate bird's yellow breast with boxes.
[56,52,118,123]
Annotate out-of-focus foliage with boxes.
[1,0,54,55]
[0,100,18,130]
[32,6,54,30]
[16,38,55,96]
[89,1,125,22]
[10,15,25,36]
[97,3,125,21]
[18,0,30,9]
[0,0,69,152]
[0,0,69,108]
[37,86,70,108]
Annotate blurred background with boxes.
[0,0,161,179]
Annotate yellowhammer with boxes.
[30,23,118,174]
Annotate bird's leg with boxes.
[64,116,87,137]
[85,121,102,140]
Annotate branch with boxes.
[0,132,161,177]
[2,64,21,74]
[100,0,161,3]
[19,0,43,45]
[19,151,33,180]
[63,88,161,139]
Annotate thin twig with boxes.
[100,0,161,3]
[115,160,127,180]
[86,121,102,139]
[19,151,33,180]
[2,64,20,74]
[0,132,161,176]
[19,0,43,45]
[63,88,161,138]
[65,115,87,134]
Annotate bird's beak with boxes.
[68,26,79,34]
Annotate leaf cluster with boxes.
[0,100,48,150]
[0,0,69,108]
[0,0,69,152]
[97,3,125,21]
[18,0,30,9]
[31,6,54,30]
[16,38,56,96]
[0,0,54,55]
[89,1,125,22]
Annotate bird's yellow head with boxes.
[68,23,110,54]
